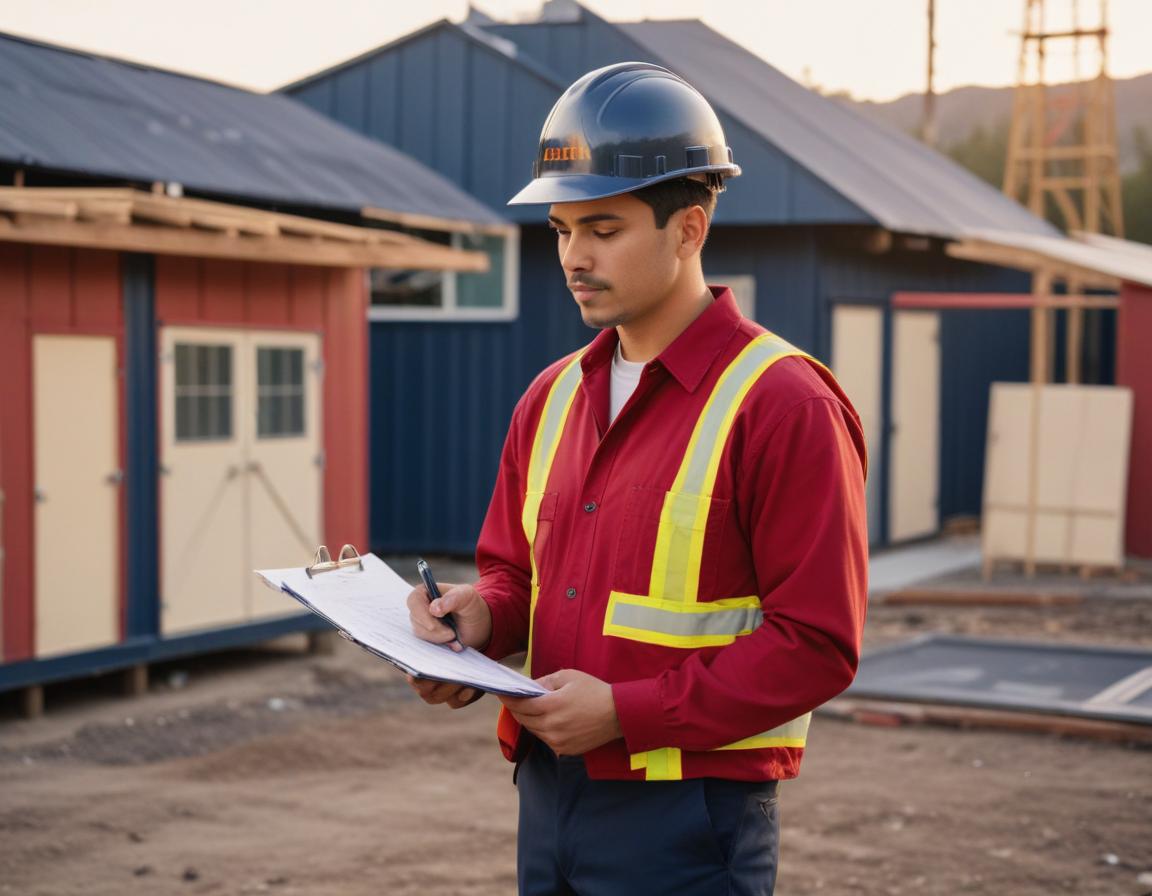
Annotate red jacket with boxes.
[475,287,868,781]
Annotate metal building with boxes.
[284,2,1082,554]
[0,31,502,702]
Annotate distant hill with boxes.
[837,71,1152,173]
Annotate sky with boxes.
[1,0,1149,102]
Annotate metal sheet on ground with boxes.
[848,635,1152,724]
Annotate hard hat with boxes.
[507,61,741,206]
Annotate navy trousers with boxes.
[515,741,780,896]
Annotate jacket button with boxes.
[584,501,597,513]
[565,587,577,599]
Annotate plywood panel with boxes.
[33,335,120,656]
[983,383,1133,568]
[831,305,883,543]
[890,311,941,541]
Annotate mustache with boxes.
[569,275,611,290]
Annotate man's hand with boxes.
[498,669,623,756]
[405,581,493,652]
[405,675,483,709]
[404,581,494,709]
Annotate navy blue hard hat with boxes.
[507,61,741,206]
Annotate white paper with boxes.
[256,554,547,698]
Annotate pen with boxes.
[417,558,463,649]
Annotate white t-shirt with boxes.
[610,339,646,423]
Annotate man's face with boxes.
[547,193,682,330]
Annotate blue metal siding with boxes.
[123,253,160,639]
[369,225,588,553]
[286,25,561,222]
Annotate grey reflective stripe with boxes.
[678,333,801,495]
[611,601,762,639]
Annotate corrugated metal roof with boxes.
[0,31,505,225]
[611,20,1059,240]
[960,228,1152,287]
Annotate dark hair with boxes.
[631,177,718,229]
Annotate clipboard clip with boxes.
[306,544,364,578]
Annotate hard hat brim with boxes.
[507,166,740,206]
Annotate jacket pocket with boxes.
[525,490,559,587]
[612,485,728,600]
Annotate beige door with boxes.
[33,335,120,656]
[831,305,883,544]
[246,332,322,619]
[160,328,323,631]
[159,328,248,634]
[889,311,941,541]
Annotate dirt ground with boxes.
[1,560,1151,896]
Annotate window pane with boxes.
[175,344,193,387]
[174,342,233,442]
[286,395,304,433]
[175,395,193,440]
[370,268,445,307]
[256,347,306,438]
[456,233,505,309]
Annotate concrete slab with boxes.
[867,536,982,596]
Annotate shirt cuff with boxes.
[474,576,528,661]
[611,677,668,755]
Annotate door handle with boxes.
[106,469,124,485]
[34,487,46,503]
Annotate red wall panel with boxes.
[201,259,247,324]
[0,244,34,662]
[322,268,369,552]
[155,255,202,322]
[1117,283,1152,558]
[28,245,73,329]
[247,264,291,326]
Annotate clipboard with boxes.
[256,546,547,699]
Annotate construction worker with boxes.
[406,62,868,895]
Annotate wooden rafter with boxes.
[0,187,490,271]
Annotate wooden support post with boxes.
[1067,275,1083,384]
[21,685,44,719]
[308,630,338,656]
[1025,268,1053,578]
[122,664,149,697]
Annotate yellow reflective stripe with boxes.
[648,334,810,605]
[521,351,585,674]
[604,591,762,648]
[714,713,811,750]
[630,747,682,780]
[617,333,819,778]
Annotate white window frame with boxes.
[367,224,520,323]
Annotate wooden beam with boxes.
[892,291,1118,310]
[361,205,505,235]
[0,217,489,271]
[946,240,1121,289]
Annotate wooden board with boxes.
[983,383,1133,568]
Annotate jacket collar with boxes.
[580,286,743,393]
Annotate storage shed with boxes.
[0,31,504,706]
[284,1,1081,554]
